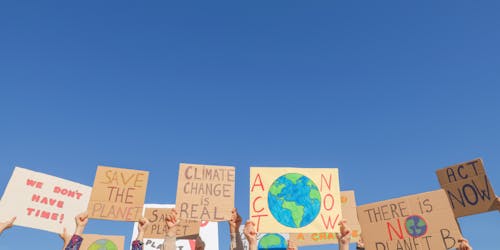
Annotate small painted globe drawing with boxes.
[87,239,118,250]
[405,215,428,238]
[258,234,287,250]
[268,173,321,228]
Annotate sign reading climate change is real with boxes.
[176,163,235,221]
[250,167,341,233]
[0,167,91,234]
[357,189,462,250]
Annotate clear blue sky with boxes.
[1,0,499,249]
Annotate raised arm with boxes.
[457,238,473,250]
[243,220,258,250]
[229,208,244,250]
[336,220,352,250]
[63,212,88,250]
[0,217,16,236]
[287,240,298,250]
[161,210,179,250]
[132,217,150,250]
[356,234,365,250]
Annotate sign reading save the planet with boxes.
[250,167,341,233]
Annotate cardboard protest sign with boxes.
[143,207,200,239]
[291,190,362,246]
[176,163,235,221]
[0,167,91,234]
[239,225,289,250]
[250,167,341,233]
[81,234,125,250]
[357,190,462,250]
[131,204,219,250]
[436,158,497,218]
[87,166,149,221]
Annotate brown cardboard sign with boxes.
[143,207,200,239]
[88,166,149,221]
[357,190,462,250]
[436,158,496,218]
[176,163,235,221]
[80,234,125,250]
[291,190,362,246]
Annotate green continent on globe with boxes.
[269,183,286,196]
[268,173,321,228]
[87,239,118,250]
[282,200,305,228]
[258,234,287,250]
[284,173,302,184]
[309,188,321,200]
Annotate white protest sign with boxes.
[131,204,219,250]
[0,167,91,233]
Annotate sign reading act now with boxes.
[436,158,496,218]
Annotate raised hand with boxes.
[165,209,180,237]
[243,220,258,247]
[457,238,473,250]
[75,212,88,235]
[0,217,16,235]
[336,220,352,245]
[228,208,242,234]
[58,227,73,249]
[138,218,150,233]
[287,239,298,250]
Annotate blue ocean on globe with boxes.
[258,234,287,250]
[268,173,321,228]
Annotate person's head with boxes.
[195,235,205,250]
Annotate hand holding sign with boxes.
[58,227,72,247]
[0,217,16,235]
[457,238,473,250]
[243,220,258,247]
[287,240,298,250]
[228,208,242,234]
[336,220,352,245]
[75,212,89,236]
[136,217,151,242]
[166,209,180,237]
